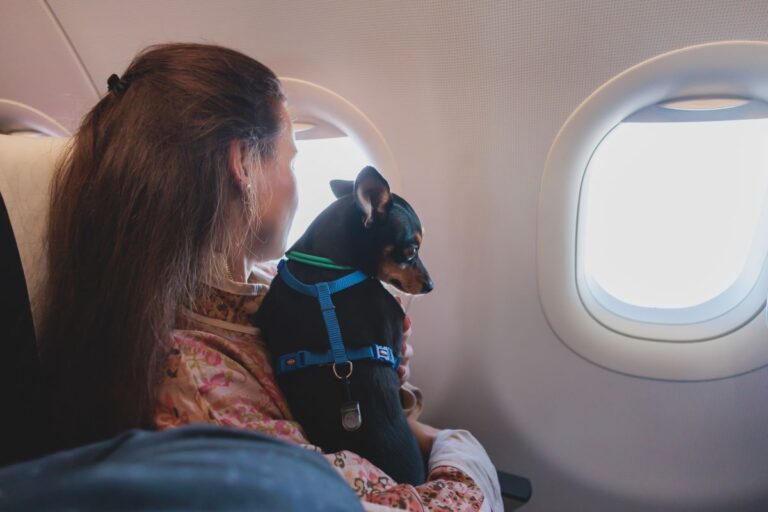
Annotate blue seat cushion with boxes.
[0,424,362,511]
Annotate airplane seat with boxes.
[0,133,67,465]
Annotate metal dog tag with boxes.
[341,401,362,431]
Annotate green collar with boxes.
[285,250,355,271]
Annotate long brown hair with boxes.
[39,43,285,449]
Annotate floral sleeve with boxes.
[328,450,483,512]
[155,329,308,445]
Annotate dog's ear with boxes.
[330,179,353,198]
[353,166,391,228]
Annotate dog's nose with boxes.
[422,279,434,294]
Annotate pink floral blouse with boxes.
[153,269,484,511]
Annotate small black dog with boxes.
[253,166,433,485]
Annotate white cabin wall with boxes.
[3,1,768,509]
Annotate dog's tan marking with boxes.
[378,258,425,294]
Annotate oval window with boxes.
[280,78,399,246]
[538,41,768,380]
[579,98,768,324]
[288,127,369,246]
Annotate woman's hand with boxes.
[408,418,440,461]
[398,314,413,385]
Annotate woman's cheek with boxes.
[275,168,298,253]
[289,173,298,218]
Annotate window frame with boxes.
[0,99,70,136]
[538,41,768,380]
[280,78,400,191]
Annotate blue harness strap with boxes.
[274,259,400,376]
[277,259,369,297]
[278,344,399,374]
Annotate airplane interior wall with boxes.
[2,1,768,510]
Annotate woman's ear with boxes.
[228,139,250,193]
[353,166,391,228]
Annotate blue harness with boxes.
[273,259,400,377]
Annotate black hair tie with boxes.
[107,73,128,95]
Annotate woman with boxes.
[39,43,501,511]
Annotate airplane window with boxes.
[0,99,70,137]
[580,99,768,318]
[287,133,369,246]
[6,130,48,137]
[538,41,768,380]
[280,78,399,252]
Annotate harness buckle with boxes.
[332,361,354,380]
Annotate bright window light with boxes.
[582,115,768,310]
[288,136,369,246]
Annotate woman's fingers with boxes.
[399,313,413,384]
[398,341,413,384]
[403,313,412,332]
[397,362,410,384]
[401,339,414,359]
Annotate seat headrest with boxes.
[0,134,71,335]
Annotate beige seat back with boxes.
[0,134,70,335]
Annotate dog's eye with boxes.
[403,245,418,261]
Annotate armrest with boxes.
[497,470,532,509]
